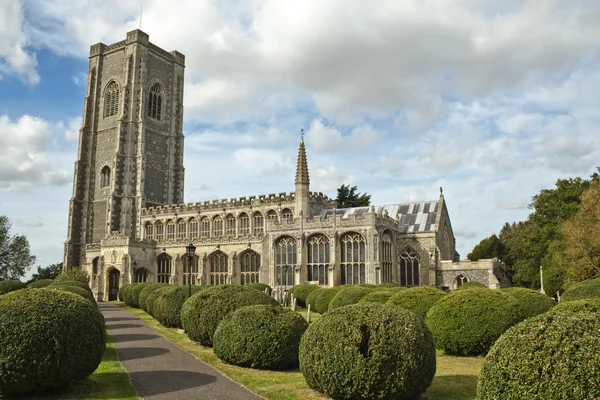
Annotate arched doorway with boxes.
[108,269,120,301]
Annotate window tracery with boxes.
[381,232,393,283]
[213,216,223,238]
[183,255,199,285]
[253,212,264,235]
[282,208,293,222]
[200,217,210,238]
[209,251,228,285]
[400,250,420,286]
[100,166,111,188]
[155,221,164,241]
[147,83,163,120]
[189,218,199,238]
[104,81,119,117]
[455,274,469,288]
[177,219,186,240]
[157,254,171,283]
[240,250,260,284]
[307,234,329,285]
[144,222,154,240]
[135,268,148,283]
[275,236,296,287]
[239,213,250,235]
[166,220,175,241]
[267,210,278,224]
[226,214,236,236]
[340,232,366,285]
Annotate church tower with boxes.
[64,30,186,268]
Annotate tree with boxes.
[467,234,505,262]
[0,216,36,280]
[56,266,90,285]
[335,185,371,208]
[29,262,63,282]
[561,180,600,283]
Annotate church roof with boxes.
[319,201,439,233]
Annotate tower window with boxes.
[100,166,111,188]
[147,84,163,120]
[104,81,120,118]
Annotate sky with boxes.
[1,0,599,279]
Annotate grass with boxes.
[2,332,140,400]
[119,303,483,400]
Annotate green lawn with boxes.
[119,303,483,400]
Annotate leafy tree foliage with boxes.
[28,262,63,282]
[467,234,505,261]
[335,184,371,208]
[0,216,36,280]
[55,266,89,285]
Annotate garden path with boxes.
[99,303,263,400]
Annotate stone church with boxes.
[64,30,509,301]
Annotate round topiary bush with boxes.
[313,287,343,314]
[122,283,141,307]
[129,282,155,309]
[476,311,600,400]
[502,287,555,319]
[289,284,321,308]
[561,278,600,302]
[426,288,522,356]
[387,286,447,319]
[118,283,129,301]
[358,290,395,304]
[213,305,308,370]
[49,285,96,304]
[454,281,487,291]
[50,280,92,293]
[550,298,600,314]
[139,283,167,312]
[244,283,272,295]
[181,285,279,347]
[328,286,374,311]
[146,285,172,317]
[0,288,106,396]
[152,285,206,328]
[377,283,400,289]
[305,287,325,311]
[300,303,436,400]
[0,280,26,293]
[27,279,54,289]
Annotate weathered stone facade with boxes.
[65,30,509,301]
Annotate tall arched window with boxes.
[275,236,296,287]
[182,255,199,285]
[340,232,366,285]
[189,218,199,238]
[200,217,210,238]
[155,221,164,241]
[177,219,187,240]
[267,210,278,224]
[166,220,175,240]
[381,232,393,283]
[307,234,329,285]
[282,208,293,222]
[91,257,99,288]
[209,251,228,285]
[213,216,223,238]
[253,212,264,235]
[147,83,163,120]
[100,166,111,188]
[104,81,119,117]
[135,268,149,283]
[144,222,154,240]
[239,213,250,235]
[240,250,260,284]
[226,214,236,236]
[157,254,171,283]
[400,250,420,286]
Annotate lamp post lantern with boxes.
[186,242,196,297]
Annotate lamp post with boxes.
[186,242,196,297]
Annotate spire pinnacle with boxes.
[295,132,309,185]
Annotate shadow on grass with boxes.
[426,375,479,400]
[118,346,170,361]
[106,323,144,330]
[111,333,159,343]
[129,370,217,396]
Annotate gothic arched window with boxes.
[340,232,366,285]
[183,255,199,285]
[100,166,111,188]
[147,84,163,120]
[189,218,199,238]
[157,254,171,283]
[455,274,469,288]
[135,268,149,283]
[166,220,175,241]
[275,236,296,287]
[200,217,210,238]
[177,219,187,240]
[400,250,420,286]
[267,210,278,224]
[209,251,228,285]
[253,212,264,235]
[381,232,393,283]
[226,214,236,236]
[104,81,119,117]
[307,234,329,285]
[282,208,293,222]
[239,213,250,235]
[240,250,260,285]
[91,257,99,288]
[144,222,154,240]
[213,216,223,238]
[155,221,164,241]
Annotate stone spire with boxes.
[295,132,309,185]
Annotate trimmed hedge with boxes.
[289,284,322,308]
[152,285,206,328]
[0,289,105,396]
[0,280,26,293]
[50,285,96,303]
[328,286,373,311]
[213,305,308,370]
[27,279,54,289]
[305,288,326,311]
[377,283,400,289]
[502,287,555,319]
[130,282,155,309]
[426,288,522,356]
[550,298,600,314]
[146,286,172,317]
[300,303,436,400]
[118,283,129,301]
[476,311,600,400]
[358,290,395,304]
[387,286,446,319]
[454,281,487,291]
[139,283,168,312]
[244,283,272,295]
[313,287,343,314]
[50,280,92,293]
[181,285,279,347]
[561,278,600,302]
[122,283,141,307]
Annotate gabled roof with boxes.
[319,201,439,233]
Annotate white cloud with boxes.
[0,1,38,84]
